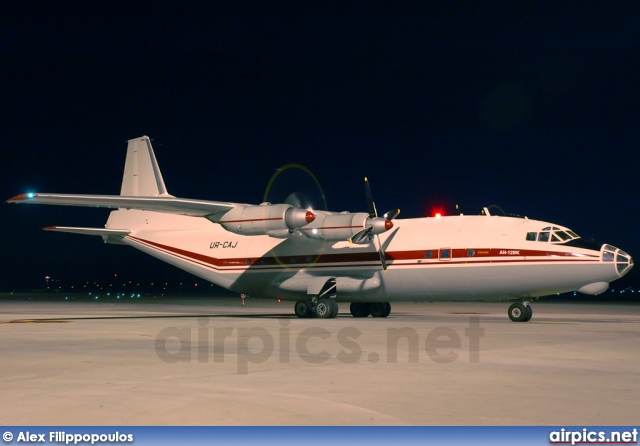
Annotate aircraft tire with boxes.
[370,302,391,318]
[294,300,314,318]
[315,299,335,319]
[508,302,528,322]
[524,305,533,322]
[350,302,371,318]
[328,299,339,318]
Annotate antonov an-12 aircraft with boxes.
[7,136,634,321]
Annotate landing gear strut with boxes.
[508,302,533,322]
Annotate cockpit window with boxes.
[525,227,582,244]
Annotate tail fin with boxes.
[120,136,171,197]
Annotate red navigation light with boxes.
[427,204,445,218]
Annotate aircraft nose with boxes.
[602,244,634,277]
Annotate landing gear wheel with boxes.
[350,302,371,318]
[370,302,391,318]
[315,299,335,319]
[328,299,339,318]
[524,305,533,322]
[294,300,314,318]
[508,302,530,322]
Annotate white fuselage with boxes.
[106,209,631,303]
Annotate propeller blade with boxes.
[364,177,393,271]
[350,226,373,244]
[383,209,400,220]
[284,192,305,208]
[364,177,378,218]
[376,234,388,271]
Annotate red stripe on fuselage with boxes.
[221,217,283,223]
[300,226,362,231]
[404,248,599,261]
[127,236,600,274]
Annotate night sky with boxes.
[1,2,638,292]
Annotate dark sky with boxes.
[1,2,638,291]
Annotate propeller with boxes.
[284,192,309,209]
[350,177,400,271]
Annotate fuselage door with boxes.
[439,248,452,261]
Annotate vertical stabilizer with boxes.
[120,136,171,197]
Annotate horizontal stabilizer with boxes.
[43,226,131,236]
[43,226,131,245]
[7,193,236,218]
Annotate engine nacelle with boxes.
[216,203,315,236]
[301,212,392,242]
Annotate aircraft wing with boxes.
[6,193,237,218]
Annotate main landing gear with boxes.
[350,302,391,318]
[294,298,339,319]
[508,301,533,322]
[293,300,392,318]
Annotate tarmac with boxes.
[1,296,638,426]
